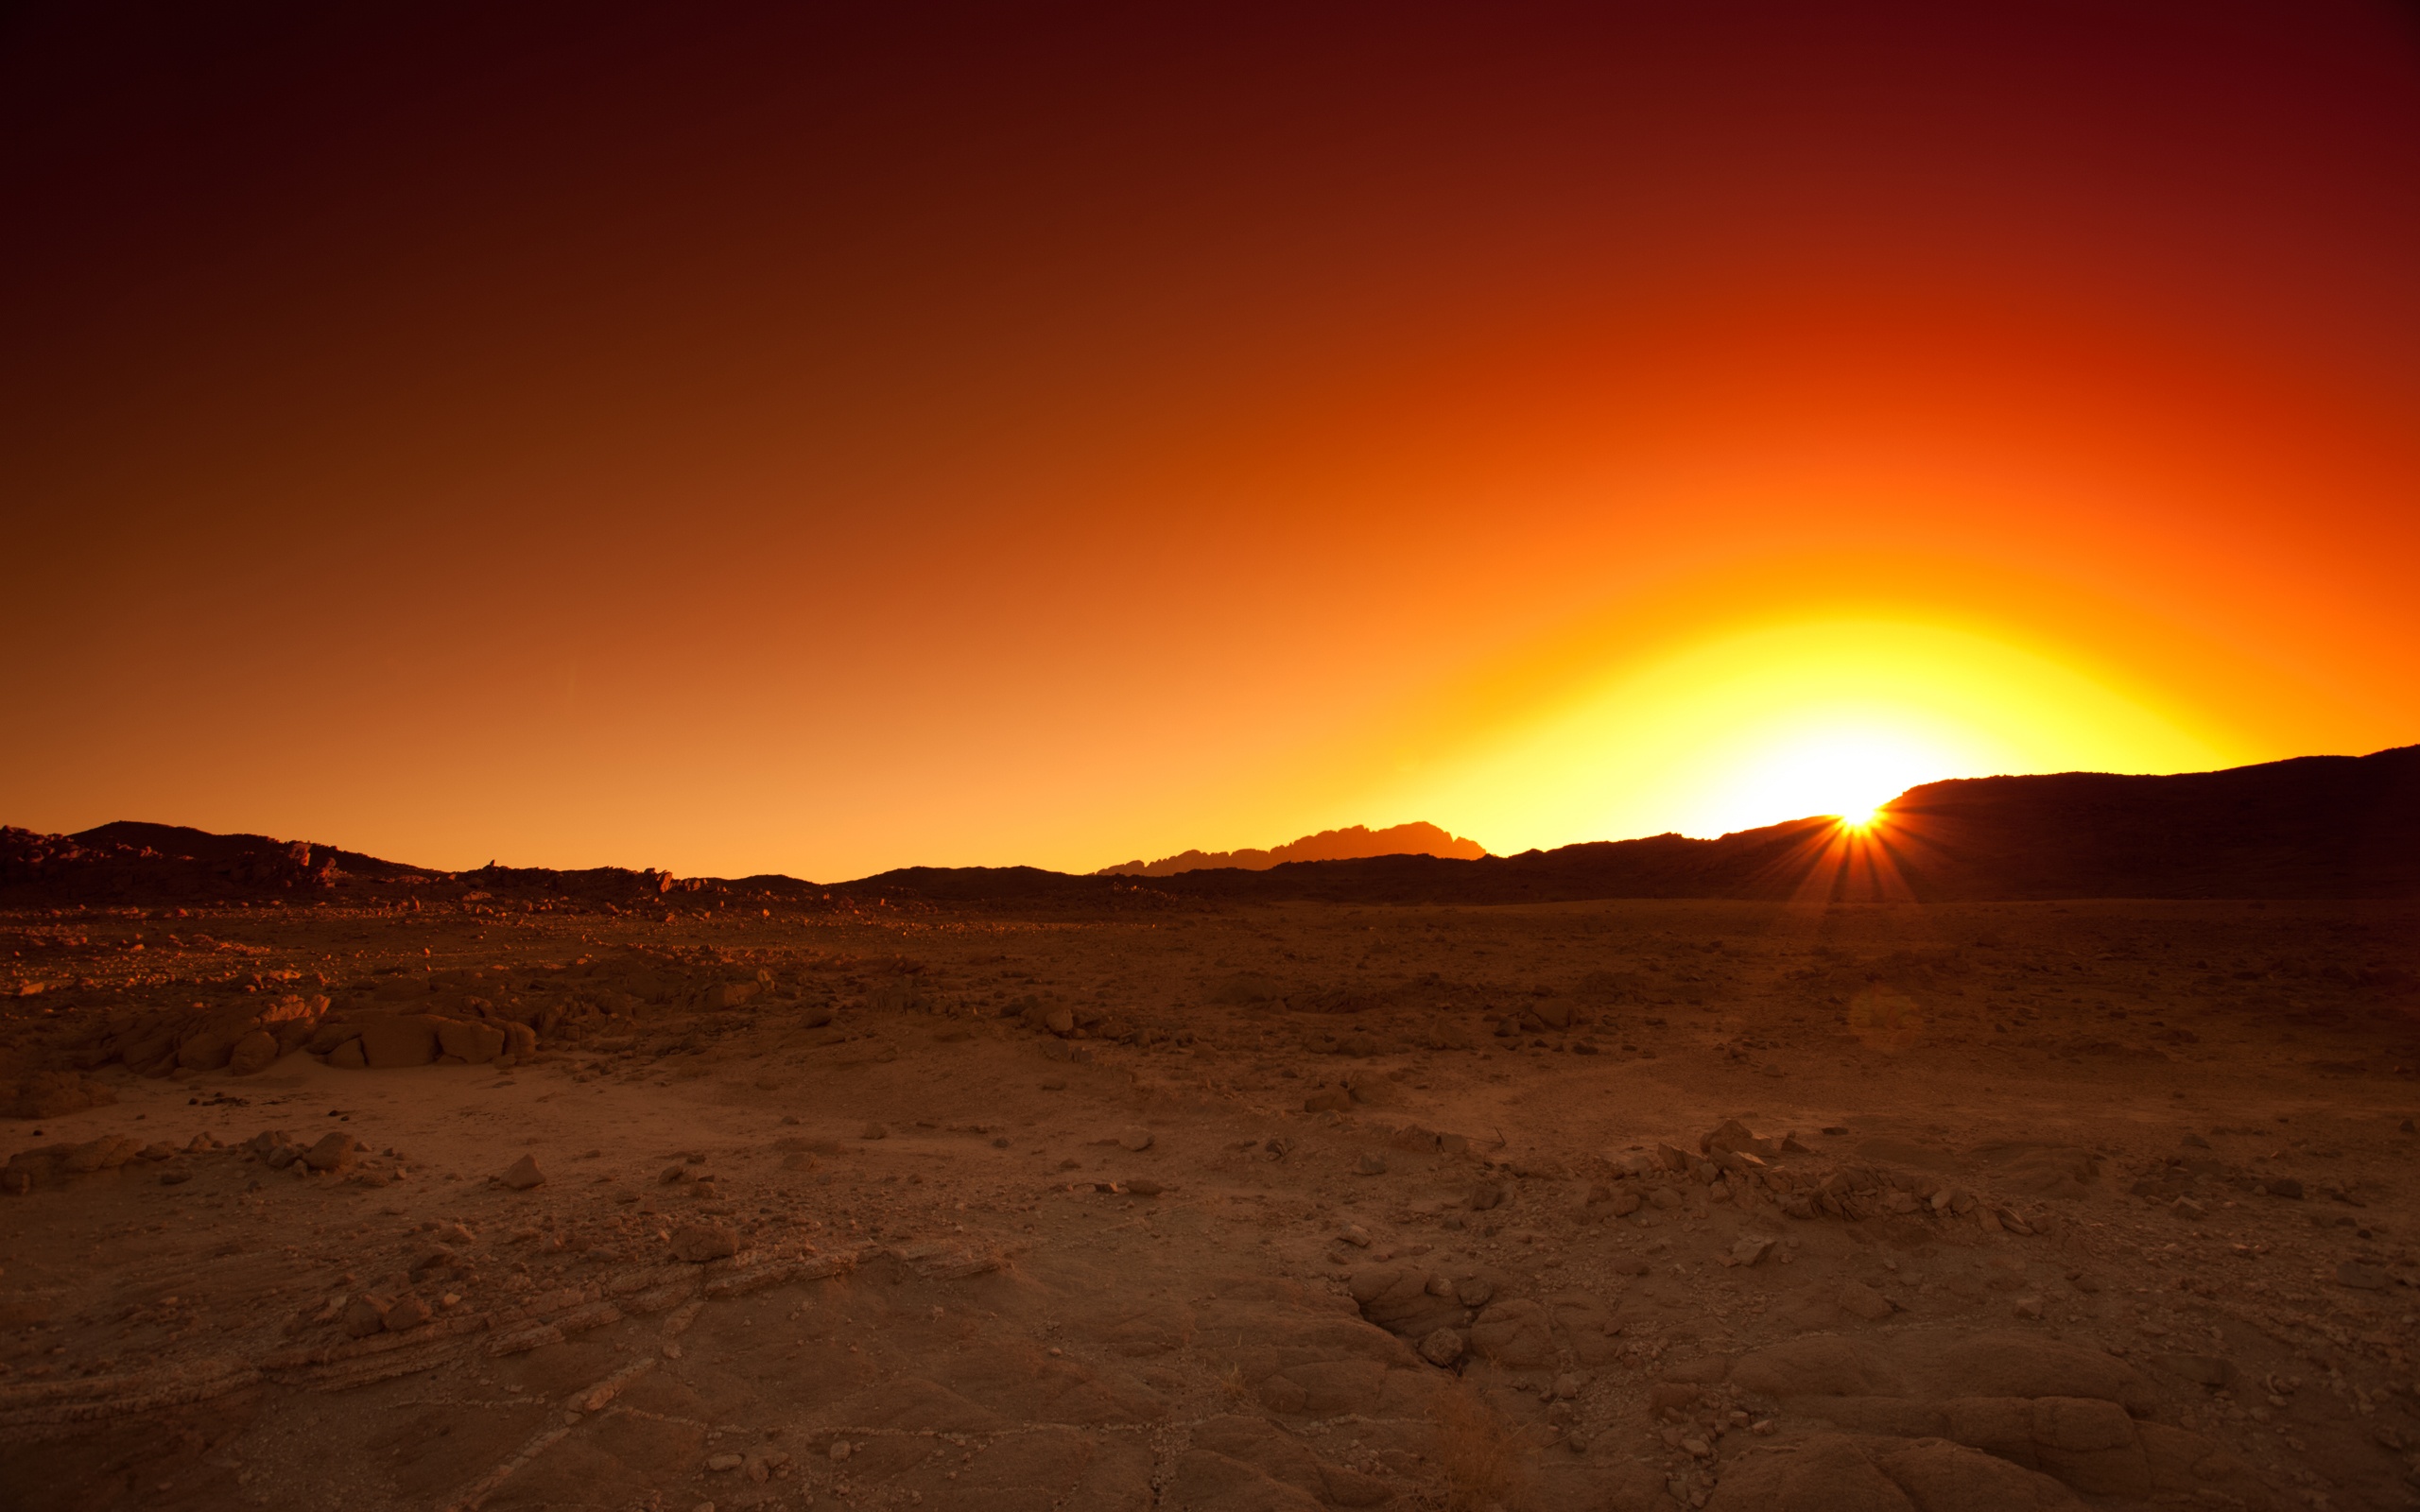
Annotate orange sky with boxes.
[4,3,2417,880]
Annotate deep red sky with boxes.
[5,2,2418,880]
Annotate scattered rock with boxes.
[500,1154,545,1191]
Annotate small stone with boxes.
[1356,1153,1388,1177]
[2171,1196,2206,1219]
[861,1123,887,1141]
[670,1223,739,1263]
[1340,1224,1372,1248]
[1455,1276,1493,1307]
[1730,1237,1773,1268]
[2268,1177,2305,1200]
[1126,1178,1163,1196]
[500,1155,545,1191]
[1553,1372,1585,1400]
[1118,1127,1153,1152]
[2337,1260,2389,1290]
[660,1164,688,1185]
[1418,1328,1463,1366]
[2012,1294,2046,1319]
[706,1452,745,1472]
[829,1440,853,1462]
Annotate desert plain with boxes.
[7,892,2420,1512]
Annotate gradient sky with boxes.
[6,2,2418,881]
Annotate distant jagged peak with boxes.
[1098,820,1488,877]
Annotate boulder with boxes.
[341,1295,389,1338]
[1910,1333,2154,1415]
[326,1039,369,1070]
[227,1030,280,1075]
[1469,1298,1556,1368]
[303,1133,358,1173]
[436,1018,508,1063]
[1704,1434,1915,1512]
[307,1022,363,1055]
[1733,1334,1907,1399]
[1872,1439,2085,1511]
[62,1135,143,1173]
[1348,1266,1466,1341]
[176,1031,235,1072]
[358,1015,441,1069]
[670,1223,737,1263]
[382,1294,433,1332]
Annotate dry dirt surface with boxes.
[5,895,2420,1512]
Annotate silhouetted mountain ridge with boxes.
[6,746,2413,906]
[1097,821,1486,877]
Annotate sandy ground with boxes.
[5,896,2420,1511]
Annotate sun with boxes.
[1701,725,1943,836]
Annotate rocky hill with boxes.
[1097,821,1488,877]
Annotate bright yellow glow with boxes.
[1355,616,2245,850]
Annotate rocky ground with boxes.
[4,894,2420,1511]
